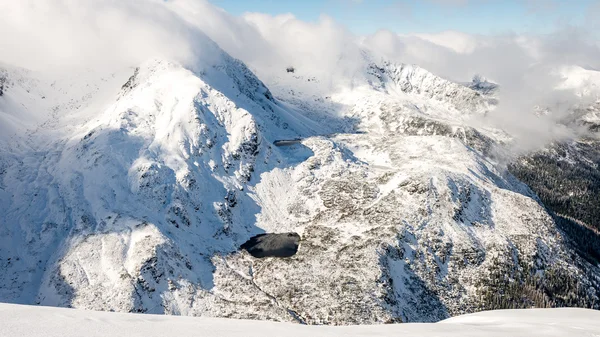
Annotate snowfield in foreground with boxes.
[1,304,599,337]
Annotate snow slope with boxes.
[1,303,599,337]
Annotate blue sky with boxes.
[209,0,597,35]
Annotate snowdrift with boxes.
[1,303,599,337]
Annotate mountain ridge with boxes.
[1,39,599,324]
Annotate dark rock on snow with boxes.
[241,233,300,258]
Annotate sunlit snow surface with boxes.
[1,304,599,337]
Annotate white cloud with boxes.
[0,1,201,71]
[412,31,478,54]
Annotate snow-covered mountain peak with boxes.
[1,26,599,325]
[365,61,495,115]
[259,55,497,137]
